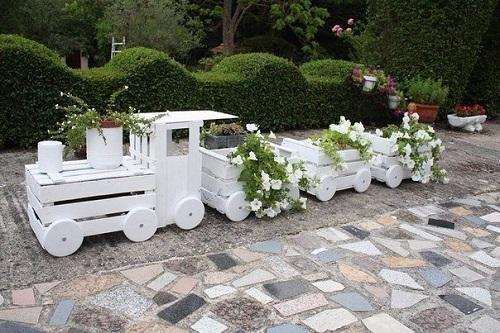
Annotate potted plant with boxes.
[53,87,160,169]
[447,104,487,132]
[407,78,449,123]
[202,122,246,149]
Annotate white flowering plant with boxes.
[311,116,374,170]
[228,124,317,218]
[376,112,448,183]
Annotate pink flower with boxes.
[345,28,352,33]
[348,18,354,25]
[332,25,341,32]
[336,28,343,36]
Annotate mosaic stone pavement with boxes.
[1,192,500,332]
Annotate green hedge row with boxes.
[0,34,388,148]
[363,0,498,108]
[465,1,500,118]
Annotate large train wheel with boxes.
[353,168,371,193]
[225,191,250,222]
[385,165,403,189]
[123,208,158,242]
[175,197,205,230]
[43,219,83,257]
[315,175,336,202]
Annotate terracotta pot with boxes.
[410,103,439,123]
[100,120,121,128]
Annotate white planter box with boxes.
[86,126,123,169]
[199,143,300,222]
[281,138,371,202]
[367,134,411,188]
[447,114,487,132]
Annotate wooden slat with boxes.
[26,204,46,246]
[35,193,156,223]
[79,215,125,237]
[34,174,156,204]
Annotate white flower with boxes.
[271,179,282,190]
[268,131,276,139]
[250,199,262,211]
[403,143,412,156]
[280,199,290,209]
[288,174,299,185]
[256,130,264,139]
[353,122,364,133]
[348,131,358,142]
[299,197,307,209]
[264,207,277,218]
[230,155,243,166]
[246,123,259,132]
[261,171,271,191]
[60,91,64,96]
[410,112,419,121]
[402,114,410,124]
[248,151,257,161]
[124,85,129,90]
[375,128,383,137]
[443,177,449,184]
[274,155,286,165]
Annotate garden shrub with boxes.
[0,35,392,148]
[464,1,500,118]
[362,0,497,108]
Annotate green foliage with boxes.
[97,0,203,58]
[0,35,392,148]
[240,35,299,60]
[361,0,497,107]
[205,123,246,136]
[407,78,449,105]
[465,2,500,118]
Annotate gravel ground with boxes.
[1,121,499,290]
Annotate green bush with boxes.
[362,0,497,108]
[0,35,392,148]
[407,78,449,105]
[465,2,500,118]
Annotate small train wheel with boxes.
[315,175,336,202]
[123,208,158,242]
[175,197,205,230]
[385,165,403,188]
[225,191,250,222]
[43,219,83,257]
[354,168,372,193]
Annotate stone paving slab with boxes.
[1,188,500,332]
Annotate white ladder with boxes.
[111,37,126,59]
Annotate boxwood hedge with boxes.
[0,34,389,148]
[363,0,497,107]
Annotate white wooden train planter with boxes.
[199,143,300,222]
[281,138,371,202]
[368,134,411,188]
[26,111,236,257]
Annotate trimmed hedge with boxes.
[363,0,497,107]
[0,35,389,148]
[465,1,500,118]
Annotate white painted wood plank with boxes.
[35,174,156,204]
[202,172,242,197]
[79,215,125,237]
[37,193,156,223]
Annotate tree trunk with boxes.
[222,0,235,55]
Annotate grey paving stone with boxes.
[439,201,459,208]
[410,306,461,331]
[469,250,500,267]
[439,294,483,315]
[419,251,452,267]
[49,299,75,326]
[390,290,428,309]
[453,198,482,207]
[263,279,308,300]
[213,298,271,331]
[428,218,455,229]
[471,238,494,249]
[470,315,500,333]
[338,240,382,256]
[72,305,127,332]
[0,321,45,333]
[331,292,373,312]
[152,291,177,306]
[208,253,238,270]
[315,249,343,263]
[362,313,413,333]
[456,287,492,306]
[266,323,308,333]
[90,285,153,318]
[379,269,424,290]
[157,294,206,324]
[341,225,370,239]
[449,266,485,282]
[249,240,283,254]
[465,215,487,226]
[419,267,451,288]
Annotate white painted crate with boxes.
[281,138,371,201]
[367,134,411,188]
[199,143,300,222]
[25,157,158,257]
